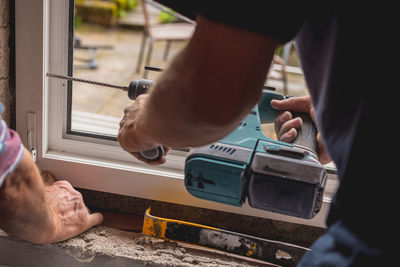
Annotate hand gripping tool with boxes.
[184,89,327,219]
[46,73,164,161]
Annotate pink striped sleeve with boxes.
[0,103,24,187]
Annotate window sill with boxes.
[39,148,338,229]
[0,226,282,266]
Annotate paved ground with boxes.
[71,4,308,138]
[72,27,187,118]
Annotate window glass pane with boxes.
[69,0,192,138]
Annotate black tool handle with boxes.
[127,79,153,100]
[127,79,164,162]
[291,112,318,154]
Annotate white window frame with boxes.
[15,0,338,228]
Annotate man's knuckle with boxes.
[74,190,83,199]
[55,180,71,187]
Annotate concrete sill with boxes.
[0,226,276,267]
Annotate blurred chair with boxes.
[73,35,113,70]
[135,0,195,78]
[266,42,294,95]
[267,54,288,95]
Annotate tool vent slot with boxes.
[209,144,236,155]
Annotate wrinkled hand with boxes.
[118,94,169,165]
[42,172,103,243]
[271,96,331,164]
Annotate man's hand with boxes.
[44,179,103,243]
[40,170,103,243]
[0,149,103,244]
[118,94,169,165]
[271,96,331,164]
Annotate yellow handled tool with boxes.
[142,208,309,267]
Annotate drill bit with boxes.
[47,73,129,91]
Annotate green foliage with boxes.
[119,9,127,18]
[127,0,138,9]
[275,45,283,57]
[74,0,138,22]
[114,0,138,17]
[74,6,83,29]
[75,14,83,29]
[114,0,138,14]
[158,9,176,24]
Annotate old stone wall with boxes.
[0,0,12,126]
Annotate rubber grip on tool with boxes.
[127,79,154,100]
[291,112,318,153]
[127,79,163,161]
[139,146,164,161]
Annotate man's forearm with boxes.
[134,16,279,148]
[134,51,241,148]
[0,148,54,243]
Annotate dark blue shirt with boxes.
[156,1,395,265]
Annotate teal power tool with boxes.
[46,73,164,162]
[184,89,327,219]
